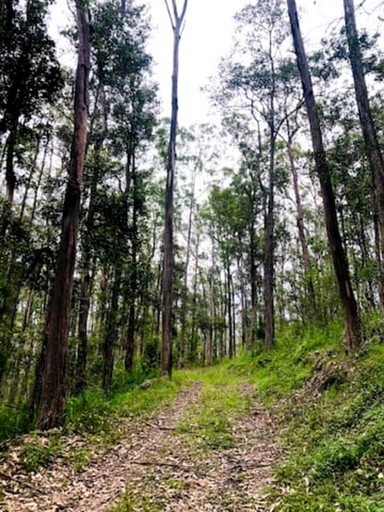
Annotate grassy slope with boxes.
[0,375,183,475]
[111,368,252,511]
[227,322,384,511]
[114,320,384,511]
[3,320,384,511]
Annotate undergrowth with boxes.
[227,320,384,511]
[5,317,384,512]
[226,322,344,401]
[6,370,187,473]
[65,375,180,436]
[0,406,28,445]
[176,368,251,452]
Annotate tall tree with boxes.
[287,0,362,351]
[161,0,189,375]
[33,1,91,428]
[283,113,316,320]
[215,0,295,349]
[0,0,62,203]
[343,0,384,313]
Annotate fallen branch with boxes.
[131,460,197,472]
[145,421,176,431]
[145,421,197,433]
[0,471,46,494]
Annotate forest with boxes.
[1,0,384,510]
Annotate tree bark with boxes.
[230,270,236,357]
[263,30,277,351]
[189,233,200,363]
[19,133,42,219]
[286,128,316,319]
[102,267,121,393]
[75,268,93,394]
[343,0,384,313]
[178,176,195,368]
[249,221,258,345]
[237,250,247,348]
[226,260,234,358]
[75,79,108,394]
[264,134,276,350]
[125,156,138,374]
[287,0,362,351]
[5,129,17,203]
[161,0,188,376]
[34,4,91,428]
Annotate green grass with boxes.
[110,366,252,512]
[176,367,251,452]
[5,319,384,512]
[169,321,384,510]
[0,406,28,444]
[110,492,164,512]
[226,322,344,400]
[65,376,181,437]
[20,431,63,472]
[231,322,384,511]
[15,375,185,473]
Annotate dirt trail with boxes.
[0,382,279,511]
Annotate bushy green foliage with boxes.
[65,388,114,435]
[240,321,384,511]
[0,406,28,444]
[141,335,161,373]
[65,376,180,438]
[21,433,63,472]
[0,373,184,477]
[226,323,343,400]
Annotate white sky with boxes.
[49,0,384,126]
[145,0,384,126]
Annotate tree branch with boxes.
[163,0,175,29]
[171,0,178,19]
[179,0,189,24]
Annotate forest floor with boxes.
[4,324,384,511]
[0,370,279,511]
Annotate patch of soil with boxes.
[0,381,279,511]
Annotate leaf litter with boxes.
[0,381,279,511]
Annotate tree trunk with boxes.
[286,131,316,319]
[102,267,121,393]
[74,170,98,394]
[125,156,138,374]
[237,252,247,348]
[178,178,194,368]
[75,267,93,394]
[373,192,384,313]
[5,129,17,203]
[263,33,277,351]
[34,4,91,429]
[343,0,384,313]
[161,0,188,376]
[75,78,108,394]
[287,0,362,351]
[249,221,258,345]
[264,135,275,350]
[230,270,236,357]
[20,134,41,219]
[226,260,234,358]
[30,137,53,227]
[202,282,213,365]
[190,234,200,363]
[161,28,179,376]
[219,277,226,359]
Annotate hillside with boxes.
[1,323,384,511]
